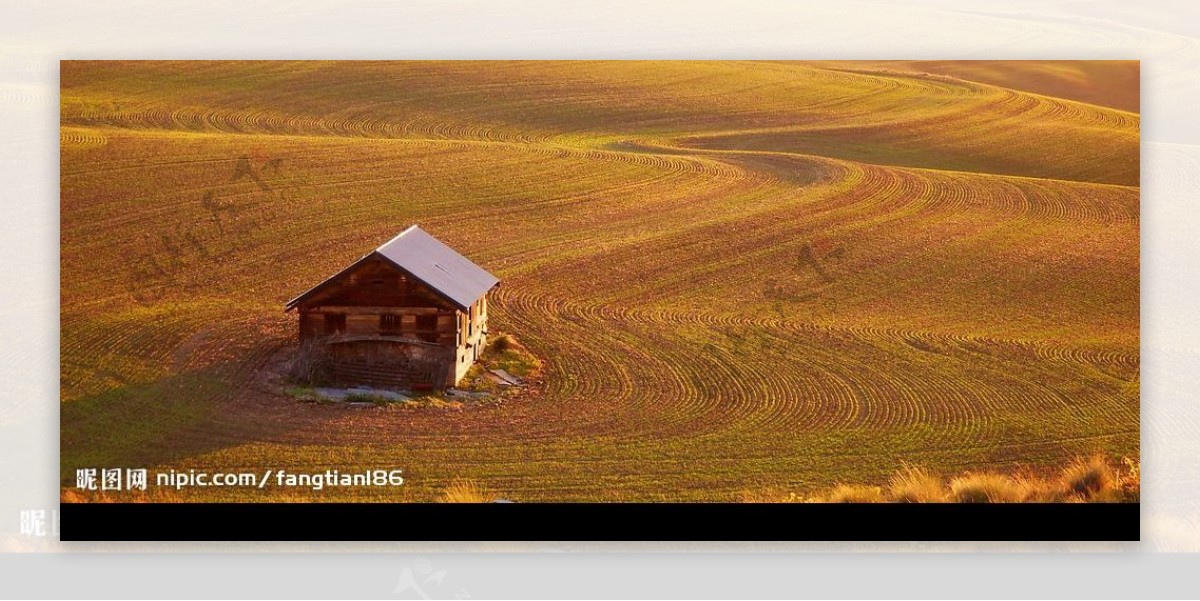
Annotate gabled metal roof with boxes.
[285,225,499,312]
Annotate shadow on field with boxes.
[59,366,289,486]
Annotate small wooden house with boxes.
[285,225,499,389]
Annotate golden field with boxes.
[60,61,1139,501]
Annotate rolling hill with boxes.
[60,60,1139,501]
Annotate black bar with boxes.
[61,502,1139,542]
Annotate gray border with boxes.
[4,0,1199,594]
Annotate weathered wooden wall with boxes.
[454,296,488,384]
[326,338,453,389]
[294,256,490,388]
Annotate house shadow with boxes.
[59,364,293,488]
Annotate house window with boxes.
[416,314,438,343]
[380,313,400,336]
[323,313,346,335]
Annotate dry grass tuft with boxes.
[823,484,884,503]
[888,464,945,503]
[439,478,496,503]
[888,463,940,501]
[746,457,1138,504]
[1016,476,1070,503]
[1119,456,1140,502]
[949,473,1027,503]
[1061,454,1116,500]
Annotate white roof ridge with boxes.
[285,225,499,313]
[376,223,420,250]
